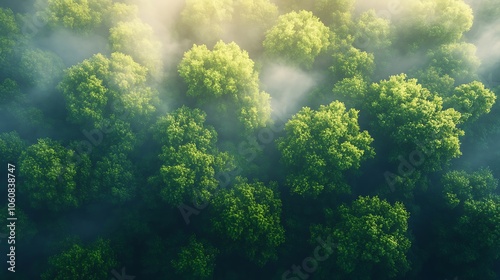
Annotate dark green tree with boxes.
[171,235,219,280]
[41,238,118,280]
[19,138,92,211]
[209,177,285,266]
[311,196,411,279]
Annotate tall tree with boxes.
[178,41,271,134]
[41,238,118,280]
[149,106,233,207]
[209,177,285,266]
[18,138,92,211]
[109,19,162,77]
[310,196,411,279]
[367,74,464,172]
[263,10,330,69]
[171,235,219,280]
[277,100,375,197]
[394,0,473,52]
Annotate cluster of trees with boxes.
[0,0,499,279]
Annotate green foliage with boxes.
[181,0,233,45]
[395,0,473,51]
[263,10,330,69]
[150,106,233,206]
[352,10,391,53]
[0,8,20,68]
[412,66,455,96]
[435,169,500,278]
[109,19,162,76]
[368,74,464,171]
[210,177,285,266]
[19,48,64,90]
[59,52,158,128]
[331,46,375,81]
[277,101,375,197]
[93,151,137,205]
[441,168,498,208]
[41,238,117,280]
[44,0,112,33]
[0,131,26,163]
[426,42,480,84]
[19,138,92,211]
[444,81,497,123]
[311,196,411,279]
[178,41,271,132]
[171,235,219,280]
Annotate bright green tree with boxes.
[149,106,233,206]
[18,138,92,211]
[263,10,330,69]
[41,238,118,280]
[44,0,112,33]
[444,81,496,123]
[367,74,464,172]
[331,46,375,81]
[178,41,271,133]
[59,52,158,128]
[209,177,285,266]
[310,196,411,279]
[277,100,375,197]
[171,235,219,280]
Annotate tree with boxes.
[209,177,285,266]
[394,0,473,51]
[263,10,330,69]
[93,151,137,205]
[444,81,496,123]
[171,235,219,280]
[351,10,391,54]
[433,169,500,279]
[310,196,411,279]
[426,42,480,84]
[0,131,26,164]
[178,41,271,133]
[180,0,233,45]
[0,8,20,72]
[44,0,112,33]
[277,101,375,197]
[149,106,233,206]
[18,48,65,91]
[330,46,375,81]
[41,238,118,280]
[18,138,92,211]
[367,74,464,172]
[59,52,158,128]
[109,19,162,76]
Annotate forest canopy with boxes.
[0,0,499,279]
